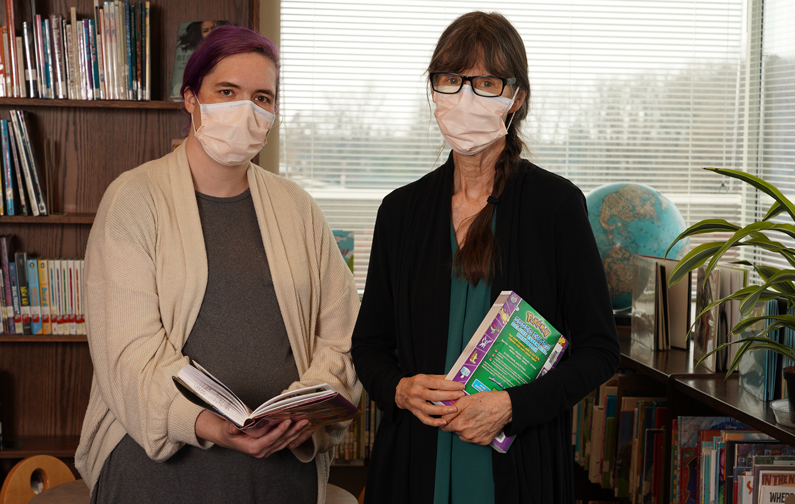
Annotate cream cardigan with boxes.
[75,143,361,504]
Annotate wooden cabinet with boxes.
[0,0,257,480]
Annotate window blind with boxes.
[279,0,749,288]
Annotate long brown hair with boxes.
[429,12,531,285]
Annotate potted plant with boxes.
[665,167,795,408]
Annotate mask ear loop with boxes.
[191,94,204,135]
[504,87,521,131]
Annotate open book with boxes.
[433,291,568,453]
[173,361,359,430]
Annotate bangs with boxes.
[428,20,513,78]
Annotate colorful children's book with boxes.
[434,290,568,453]
[676,416,748,504]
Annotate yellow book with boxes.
[38,259,51,334]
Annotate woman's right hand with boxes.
[395,374,466,427]
[195,410,314,458]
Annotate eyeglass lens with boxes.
[432,73,505,97]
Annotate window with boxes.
[279,0,789,287]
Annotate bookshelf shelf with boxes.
[615,333,795,504]
[0,334,87,343]
[0,97,184,110]
[0,214,95,224]
[0,436,80,459]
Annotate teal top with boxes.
[432,220,496,504]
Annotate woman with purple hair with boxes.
[75,26,360,504]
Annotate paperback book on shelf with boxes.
[434,290,568,453]
[173,361,359,431]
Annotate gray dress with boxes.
[91,189,318,504]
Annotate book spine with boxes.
[68,258,76,334]
[38,258,50,334]
[93,0,105,99]
[2,28,12,98]
[5,0,17,97]
[100,7,111,99]
[34,14,45,98]
[69,8,81,99]
[124,0,132,99]
[8,262,21,333]
[76,259,84,334]
[14,36,24,97]
[64,22,74,99]
[107,2,118,100]
[0,26,6,98]
[0,258,5,333]
[144,2,149,100]
[10,110,37,216]
[50,15,65,99]
[59,259,68,334]
[77,20,90,100]
[134,2,141,100]
[7,122,28,215]
[0,236,13,334]
[12,110,47,216]
[21,22,38,98]
[85,20,96,99]
[14,252,30,334]
[1,120,13,215]
[115,1,126,100]
[42,19,54,99]
[26,258,41,334]
[47,258,58,335]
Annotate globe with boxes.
[585,183,688,312]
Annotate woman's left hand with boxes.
[440,391,512,445]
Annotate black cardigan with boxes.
[351,155,621,504]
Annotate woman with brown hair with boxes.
[351,11,620,504]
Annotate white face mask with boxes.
[192,98,276,166]
[433,84,518,155]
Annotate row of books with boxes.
[1,1,151,101]
[671,417,795,504]
[331,390,381,463]
[0,236,84,335]
[573,372,795,504]
[573,372,668,504]
[0,110,48,216]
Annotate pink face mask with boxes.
[432,84,518,155]
[192,99,276,166]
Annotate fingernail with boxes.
[284,420,291,428]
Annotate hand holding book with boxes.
[173,360,359,431]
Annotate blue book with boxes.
[1,120,13,215]
[87,19,100,99]
[26,259,42,334]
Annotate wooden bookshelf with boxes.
[0,0,259,484]
[616,333,795,504]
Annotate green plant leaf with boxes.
[668,242,723,286]
[764,201,787,221]
[706,167,795,222]
[703,222,778,280]
[739,271,795,314]
[664,219,741,259]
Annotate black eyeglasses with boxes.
[430,73,517,98]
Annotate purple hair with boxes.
[180,25,280,113]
